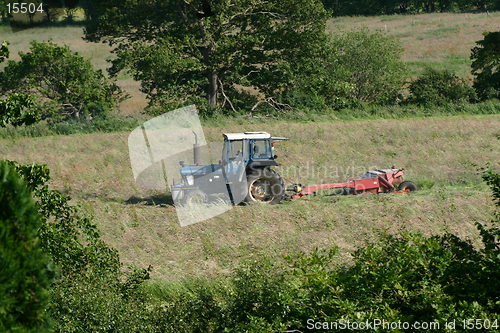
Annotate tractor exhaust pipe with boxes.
[192,131,201,165]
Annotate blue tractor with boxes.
[171,132,289,206]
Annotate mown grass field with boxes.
[1,115,500,280]
[1,12,500,282]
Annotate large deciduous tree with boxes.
[84,0,329,113]
[471,31,500,101]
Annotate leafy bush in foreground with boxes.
[7,161,121,277]
[49,266,153,333]
[3,161,153,332]
[0,161,55,333]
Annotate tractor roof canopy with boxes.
[223,132,271,141]
[223,132,289,141]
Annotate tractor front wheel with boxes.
[182,189,208,206]
[398,180,418,192]
[245,169,285,205]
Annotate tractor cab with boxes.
[222,132,283,171]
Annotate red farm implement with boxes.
[286,167,418,199]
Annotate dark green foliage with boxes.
[0,40,128,122]
[49,266,153,333]
[0,161,55,333]
[78,0,101,22]
[84,0,329,113]
[0,41,40,127]
[326,233,499,322]
[0,92,39,127]
[275,54,356,112]
[0,40,9,62]
[2,160,152,331]
[274,28,405,112]
[120,265,153,299]
[471,31,500,101]
[0,3,7,22]
[408,67,476,106]
[480,163,500,215]
[4,161,121,276]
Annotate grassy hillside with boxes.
[327,11,500,79]
[1,115,499,280]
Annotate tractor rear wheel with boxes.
[182,189,208,206]
[398,180,418,192]
[245,168,285,205]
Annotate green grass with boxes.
[2,114,499,281]
[0,116,141,139]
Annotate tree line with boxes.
[322,0,500,15]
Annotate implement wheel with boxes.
[398,180,418,192]
[245,169,285,205]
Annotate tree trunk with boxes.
[425,2,431,12]
[206,71,218,107]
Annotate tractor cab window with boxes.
[223,139,249,165]
[251,140,271,159]
[229,140,243,160]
